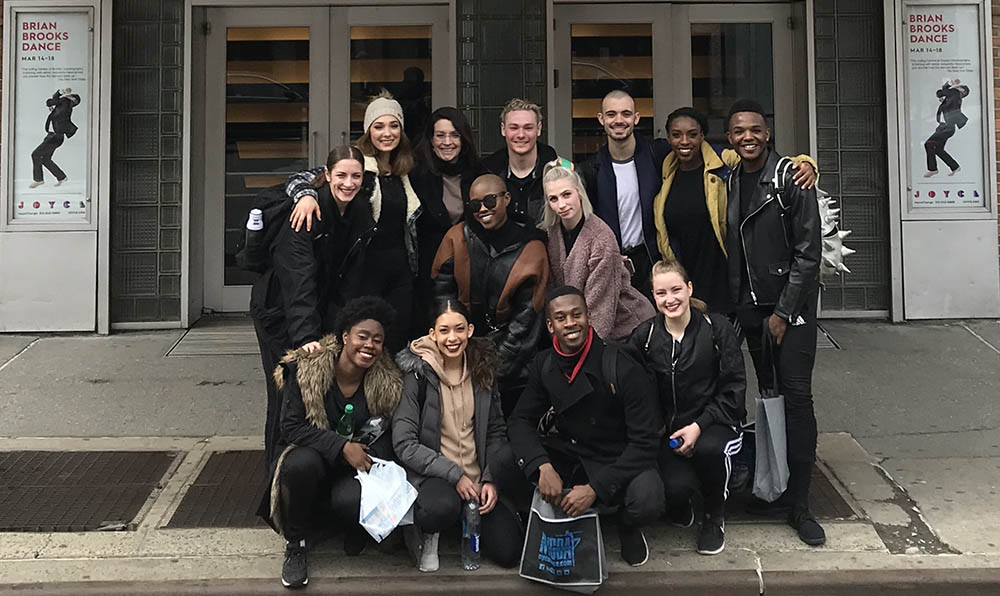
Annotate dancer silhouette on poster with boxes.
[29,88,81,189]
[923,79,969,178]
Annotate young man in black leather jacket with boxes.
[724,99,825,546]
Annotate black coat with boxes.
[482,142,559,225]
[45,90,80,137]
[726,151,821,321]
[577,135,670,257]
[629,313,746,434]
[507,337,661,503]
[409,158,487,329]
[249,184,376,348]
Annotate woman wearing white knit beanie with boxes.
[286,91,422,352]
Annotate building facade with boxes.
[0,0,997,333]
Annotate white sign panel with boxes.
[905,4,985,209]
[11,11,90,221]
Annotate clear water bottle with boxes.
[461,497,481,570]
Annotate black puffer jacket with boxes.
[250,184,376,348]
[629,313,746,434]
[726,151,821,322]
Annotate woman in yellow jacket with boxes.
[652,107,816,313]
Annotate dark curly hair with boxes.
[334,296,397,339]
[726,98,768,130]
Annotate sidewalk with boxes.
[0,319,999,592]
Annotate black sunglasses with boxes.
[468,192,507,212]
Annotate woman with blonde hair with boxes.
[285,91,421,351]
[628,259,746,556]
[540,162,653,340]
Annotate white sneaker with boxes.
[923,170,939,178]
[418,532,440,572]
[29,180,44,188]
[55,177,67,186]
[949,167,961,176]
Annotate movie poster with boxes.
[905,4,984,209]
[10,11,91,221]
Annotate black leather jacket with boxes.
[726,152,821,322]
[629,313,746,434]
[432,220,548,390]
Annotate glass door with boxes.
[203,7,329,312]
[202,5,451,313]
[673,4,800,154]
[552,4,672,161]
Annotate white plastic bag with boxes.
[356,457,418,542]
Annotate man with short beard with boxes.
[577,90,670,298]
[431,174,549,416]
[508,286,664,567]
[483,98,559,225]
[724,99,825,546]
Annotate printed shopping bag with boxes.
[519,489,606,594]
[356,457,417,542]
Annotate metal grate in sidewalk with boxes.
[728,464,858,521]
[167,450,268,528]
[0,451,177,532]
[166,315,260,357]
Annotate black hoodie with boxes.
[482,142,559,226]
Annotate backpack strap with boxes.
[771,157,796,211]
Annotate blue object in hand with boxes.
[669,437,684,449]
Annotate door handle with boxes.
[311,131,319,164]
[341,131,347,144]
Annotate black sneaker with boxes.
[344,524,369,556]
[619,524,649,566]
[666,498,695,528]
[745,494,793,518]
[789,509,826,546]
[281,540,308,589]
[697,515,725,555]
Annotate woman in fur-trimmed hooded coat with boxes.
[257,328,402,547]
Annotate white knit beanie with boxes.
[363,97,404,133]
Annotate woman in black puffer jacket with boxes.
[628,258,746,556]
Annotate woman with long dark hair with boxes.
[410,107,487,332]
[251,145,376,497]
[285,91,421,351]
[393,299,523,572]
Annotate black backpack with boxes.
[234,183,295,274]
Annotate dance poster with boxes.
[11,11,91,221]
[905,4,984,209]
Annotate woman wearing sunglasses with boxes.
[409,107,487,334]
[540,162,654,340]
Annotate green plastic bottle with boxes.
[336,404,355,438]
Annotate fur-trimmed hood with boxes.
[396,336,498,394]
[274,333,403,428]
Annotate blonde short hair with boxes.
[540,161,594,230]
[500,98,543,124]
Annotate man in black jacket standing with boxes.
[483,98,559,225]
[508,286,664,567]
[577,90,669,297]
[724,99,825,546]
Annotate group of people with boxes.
[250,89,826,589]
